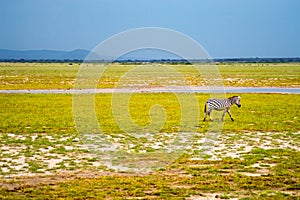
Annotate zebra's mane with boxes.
[228,96,241,104]
[228,96,241,99]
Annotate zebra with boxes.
[203,96,241,122]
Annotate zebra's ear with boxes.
[238,96,241,99]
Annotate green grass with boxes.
[0,93,299,199]
[0,94,75,134]
[0,62,79,89]
[0,62,299,89]
[216,62,300,87]
[0,93,299,134]
[0,62,299,199]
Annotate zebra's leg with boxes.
[221,110,227,121]
[208,110,213,121]
[203,103,208,121]
[203,110,212,122]
[227,109,234,121]
[203,103,207,121]
[203,110,209,121]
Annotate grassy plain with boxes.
[0,93,299,135]
[0,62,299,89]
[0,62,299,199]
[0,93,299,199]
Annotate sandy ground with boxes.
[1,131,299,178]
[0,130,299,199]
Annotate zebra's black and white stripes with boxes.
[203,96,241,122]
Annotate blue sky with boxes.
[1,0,299,58]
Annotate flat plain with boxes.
[0,62,299,199]
[0,62,299,89]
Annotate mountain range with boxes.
[0,49,179,61]
[0,49,299,63]
[0,49,95,60]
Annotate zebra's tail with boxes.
[204,103,207,113]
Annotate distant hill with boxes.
[0,49,299,63]
[0,49,178,61]
[0,49,95,60]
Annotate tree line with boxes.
[0,57,300,63]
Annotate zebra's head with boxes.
[229,96,241,108]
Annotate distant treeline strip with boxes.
[0,57,300,63]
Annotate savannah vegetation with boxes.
[0,62,299,199]
[0,62,299,89]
